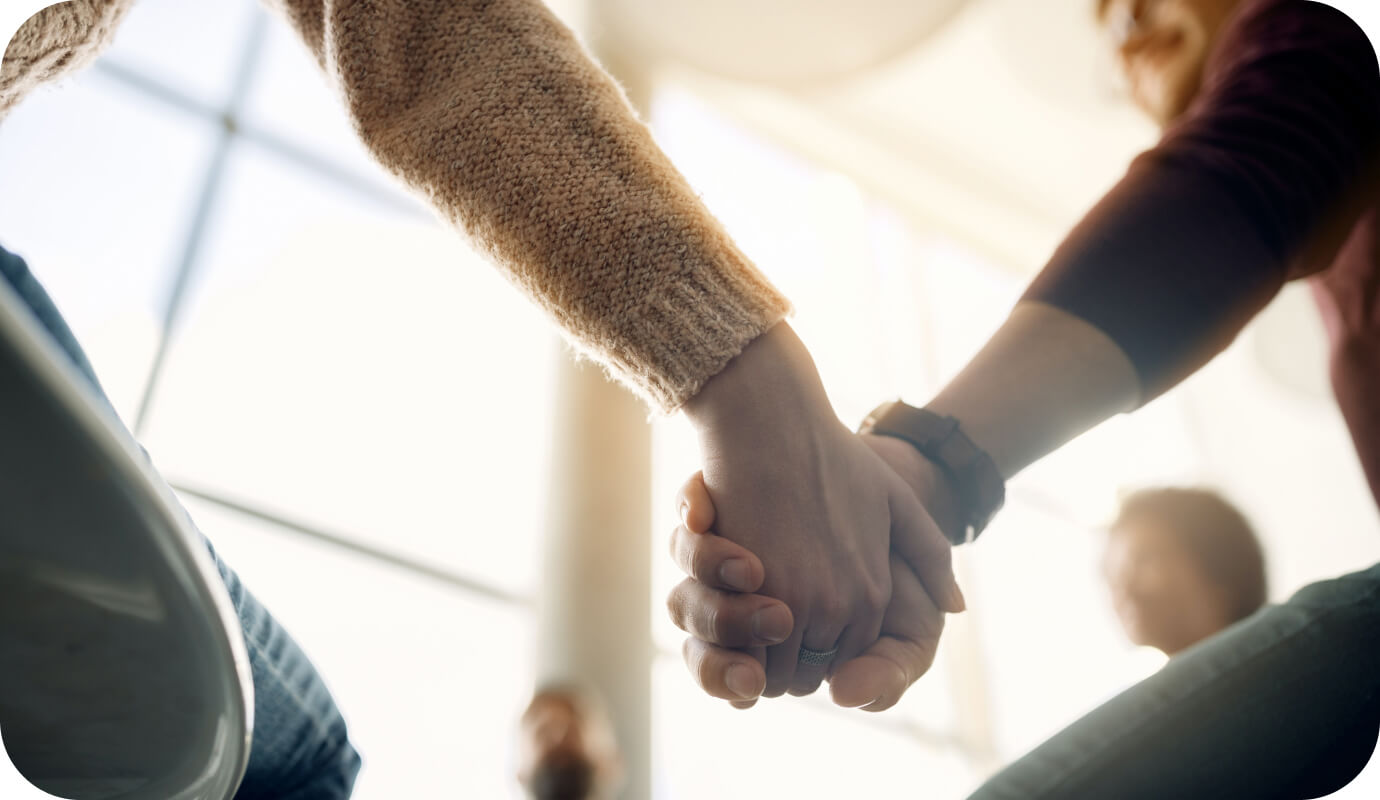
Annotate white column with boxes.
[536,354,652,800]
[536,18,660,796]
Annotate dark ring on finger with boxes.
[797,646,838,667]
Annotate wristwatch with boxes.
[859,400,1005,545]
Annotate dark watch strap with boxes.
[859,400,1005,545]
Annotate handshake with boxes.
[665,321,982,712]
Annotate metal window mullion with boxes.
[132,8,269,434]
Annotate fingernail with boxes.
[752,605,791,644]
[719,559,753,591]
[950,582,967,613]
[725,664,759,700]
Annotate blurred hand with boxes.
[1312,207,1380,348]
[667,469,951,711]
[681,324,962,699]
[1311,207,1380,509]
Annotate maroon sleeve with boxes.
[1022,0,1380,400]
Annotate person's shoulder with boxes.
[1229,0,1369,38]
[1186,0,1380,131]
[1209,0,1377,81]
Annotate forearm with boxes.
[1023,1,1380,407]
[925,302,1140,480]
[265,0,789,411]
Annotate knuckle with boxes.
[683,642,716,691]
[674,529,700,577]
[681,639,702,677]
[930,542,955,572]
[668,527,683,563]
[922,533,952,564]
[664,585,689,630]
[690,540,715,583]
[816,595,851,628]
[692,649,721,690]
[702,603,726,643]
[862,583,889,616]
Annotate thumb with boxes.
[675,470,717,534]
[889,486,965,614]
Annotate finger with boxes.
[668,523,766,593]
[762,623,805,698]
[829,637,933,712]
[829,557,944,712]
[786,645,831,697]
[666,578,793,648]
[826,609,884,680]
[682,638,768,702]
[675,470,716,534]
[888,485,966,614]
[730,645,767,708]
[830,565,890,674]
[791,503,894,696]
[786,618,850,697]
[788,637,839,697]
[791,587,887,695]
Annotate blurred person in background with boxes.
[1,0,966,794]
[671,0,1380,796]
[1102,487,1268,657]
[516,685,624,800]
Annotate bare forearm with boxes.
[926,301,1140,480]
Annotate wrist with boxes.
[683,322,836,438]
[859,401,1005,544]
[862,433,965,540]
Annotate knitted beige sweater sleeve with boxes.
[2,0,792,412]
[0,0,134,118]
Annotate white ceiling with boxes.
[601,0,972,85]
[598,0,1160,274]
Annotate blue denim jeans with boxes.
[0,244,361,799]
[970,562,1380,800]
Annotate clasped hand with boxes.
[675,323,964,711]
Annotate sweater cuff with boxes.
[577,247,792,414]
